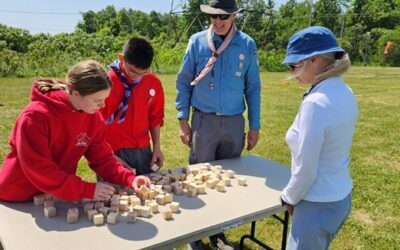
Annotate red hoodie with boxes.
[0,81,135,202]
[100,68,164,151]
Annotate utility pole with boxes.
[339,12,345,46]
[308,0,315,26]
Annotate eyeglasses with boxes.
[124,64,150,79]
[209,14,231,20]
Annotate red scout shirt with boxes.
[101,68,164,151]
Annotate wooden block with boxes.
[68,207,79,215]
[93,213,104,225]
[110,198,119,207]
[161,207,173,220]
[182,180,190,189]
[44,206,56,218]
[164,193,173,203]
[180,173,187,181]
[162,176,171,184]
[151,163,160,172]
[94,201,104,210]
[216,182,225,192]
[98,207,110,217]
[222,177,231,186]
[67,209,79,224]
[139,185,150,195]
[107,212,119,224]
[84,203,94,214]
[119,200,129,211]
[238,177,247,186]
[225,170,235,178]
[129,196,141,206]
[170,202,180,213]
[126,211,137,223]
[87,209,98,222]
[132,205,142,216]
[155,194,165,205]
[148,190,157,200]
[163,185,172,193]
[186,189,197,197]
[120,195,129,201]
[33,194,45,206]
[44,200,54,207]
[206,179,217,189]
[140,206,152,218]
[109,205,119,213]
[174,186,183,195]
[214,165,222,171]
[148,201,159,213]
[181,167,191,174]
[197,185,206,194]
[111,194,121,200]
[191,168,200,175]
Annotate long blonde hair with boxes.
[314,52,351,83]
[36,60,111,96]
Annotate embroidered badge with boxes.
[76,132,90,147]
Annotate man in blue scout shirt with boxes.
[175,0,261,249]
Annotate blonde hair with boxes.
[36,60,111,96]
[314,52,351,83]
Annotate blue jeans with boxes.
[287,193,352,250]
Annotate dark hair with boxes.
[36,60,111,96]
[123,37,154,69]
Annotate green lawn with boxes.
[0,67,399,249]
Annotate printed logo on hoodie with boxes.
[76,132,90,147]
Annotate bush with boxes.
[258,49,287,72]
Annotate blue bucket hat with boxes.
[282,26,345,64]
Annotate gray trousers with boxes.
[287,193,352,250]
[115,147,153,175]
[96,147,152,182]
[189,109,245,164]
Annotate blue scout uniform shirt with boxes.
[175,29,261,130]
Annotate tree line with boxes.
[1,0,399,77]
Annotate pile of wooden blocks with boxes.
[32,163,247,225]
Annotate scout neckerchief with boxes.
[190,24,237,86]
[105,60,139,125]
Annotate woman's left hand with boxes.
[131,175,151,192]
[284,204,294,215]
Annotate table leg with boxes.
[239,211,290,250]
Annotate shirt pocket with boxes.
[227,51,248,91]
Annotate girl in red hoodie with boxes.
[0,60,150,202]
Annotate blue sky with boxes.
[0,0,286,34]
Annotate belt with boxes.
[192,107,225,116]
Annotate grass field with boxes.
[0,66,399,249]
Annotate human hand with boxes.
[131,176,151,192]
[284,203,294,215]
[246,129,259,150]
[179,119,192,147]
[94,182,116,201]
[151,148,164,168]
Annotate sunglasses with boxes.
[289,61,305,70]
[209,14,231,20]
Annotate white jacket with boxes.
[282,76,358,205]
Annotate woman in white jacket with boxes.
[281,26,358,250]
